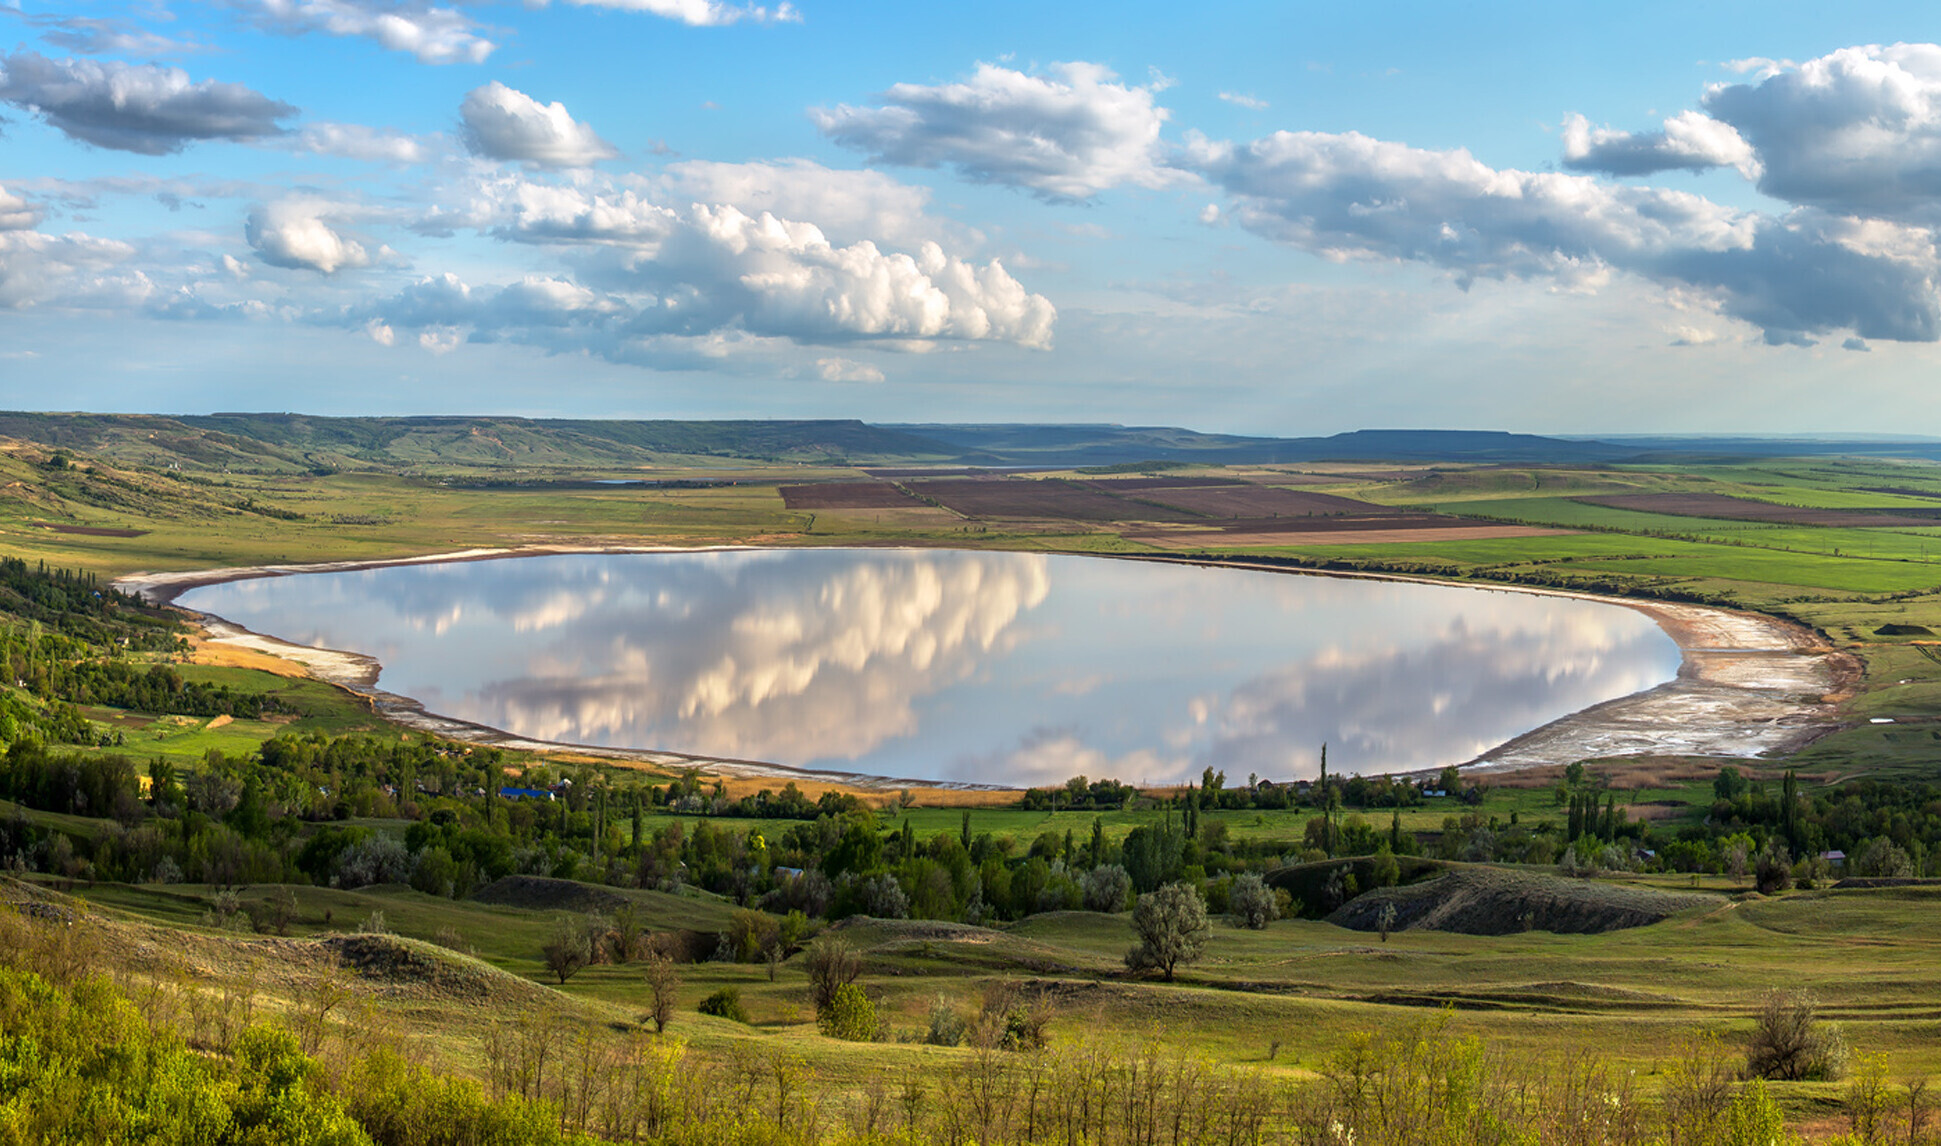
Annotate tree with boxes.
[1081,864,1131,913]
[804,934,862,1015]
[541,915,591,984]
[819,982,877,1041]
[1124,881,1209,982]
[1755,841,1793,895]
[1228,872,1278,930]
[1747,989,1848,1081]
[1377,903,1397,943]
[643,950,678,1034]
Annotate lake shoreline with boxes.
[118,544,1851,788]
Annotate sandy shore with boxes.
[120,546,1855,788]
[1121,555,1854,774]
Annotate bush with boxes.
[925,993,967,1047]
[804,934,862,1015]
[1081,864,1131,913]
[1755,842,1793,894]
[1746,989,1848,1081]
[1228,872,1278,929]
[818,982,877,1041]
[858,872,909,919]
[697,987,748,1023]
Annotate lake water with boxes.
[178,549,1682,786]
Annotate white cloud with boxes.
[812,61,1186,201]
[0,50,296,154]
[1561,110,1759,178]
[297,122,430,164]
[0,229,137,308]
[1703,43,1941,220]
[1722,56,1794,80]
[1187,128,1941,344]
[816,356,883,382]
[0,186,41,231]
[550,0,799,26]
[245,200,372,273]
[1217,91,1268,110]
[25,14,208,57]
[655,158,952,247]
[239,0,493,65]
[628,204,1056,348]
[427,174,1056,350]
[460,82,617,168]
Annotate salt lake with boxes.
[176,549,1683,786]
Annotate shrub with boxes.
[1228,872,1278,930]
[698,987,748,1023]
[804,934,861,1015]
[976,982,1051,1051]
[1746,989,1848,1081]
[1370,848,1401,889]
[819,982,877,1041]
[1755,842,1793,894]
[925,993,967,1047]
[1080,864,1131,913]
[859,872,909,919]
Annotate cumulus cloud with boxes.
[620,204,1055,348]
[1701,44,1941,220]
[550,0,799,25]
[238,0,493,65]
[426,175,1056,350]
[655,158,952,247]
[0,187,41,232]
[0,230,137,309]
[245,200,372,273]
[1187,128,1941,344]
[0,51,296,154]
[1561,110,1758,178]
[460,82,617,168]
[812,61,1184,201]
[297,123,430,164]
[816,356,883,382]
[1218,91,1268,110]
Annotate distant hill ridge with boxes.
[2,411,1936,471]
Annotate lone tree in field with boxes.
[1747,989,1848,1081]
[542,914,592,984]
[1228,872,1278,930]
[1125,881,1209,982]
[804,934,863,1016]
[643,950,679,1034]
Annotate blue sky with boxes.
[4,1,1941,435]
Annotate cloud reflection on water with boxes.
[183,552,1679,785]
